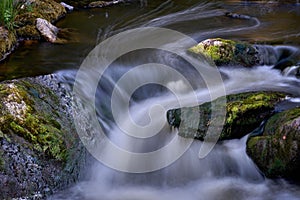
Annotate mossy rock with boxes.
[189,38,259,67]
[0,80,67,160]
[16,25,41,40]
[0,27,17,61]
[0,77,85,198]
[15,0,66,40]
[246,107,300,181]
[167,91,286,140]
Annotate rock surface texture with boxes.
[0,76,85,199]
[167,92,286,140]
[36,18,59,43]
[247,107,300,181]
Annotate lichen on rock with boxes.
[167,91,286,140]
[246,107,300,181]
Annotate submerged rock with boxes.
[36,18,59,43]
[0,77,85,199]
[167,91,285,140]
[246,107,300,181]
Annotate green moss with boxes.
[0,27,17,60]
[189,38,258,67]
[0,81,67,161]
[168,91,285,140]
[14,0,66,40]
[246,107,300,179]
[269,158,285,175]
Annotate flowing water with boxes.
[1,0,300,199]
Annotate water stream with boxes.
[1,0,300,199]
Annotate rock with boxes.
[246,107,300,181]
[0,27,17,61]
[188,38,294,67]
[60,2,74,11]
[15,0,66,40]
[189,38,259,67]
[167,91,286,140]
[36,18,59,43]
[88,0,124,8]
[0,76,85,199]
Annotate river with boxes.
[1,0,300,199]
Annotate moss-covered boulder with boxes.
[0,27,17,61]
[189,38,259,67]
[0,77,85,199]
[189,38,299,69]
[167,91,286,140]
[246,107,300,181]
[15,0,66,40]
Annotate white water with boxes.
[50,1,300,199]
[51,59,300,200]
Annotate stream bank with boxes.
[0,0,126,61]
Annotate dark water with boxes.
[0,0,299,80]
[1,1,300,199]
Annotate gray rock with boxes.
[36,18,59,43]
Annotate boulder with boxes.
[188,38,292,67]
[188,38,259,67]
[167,91,286,140]
[0,76,85,199]
[246,107,300,181]
[36,18,59,43]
